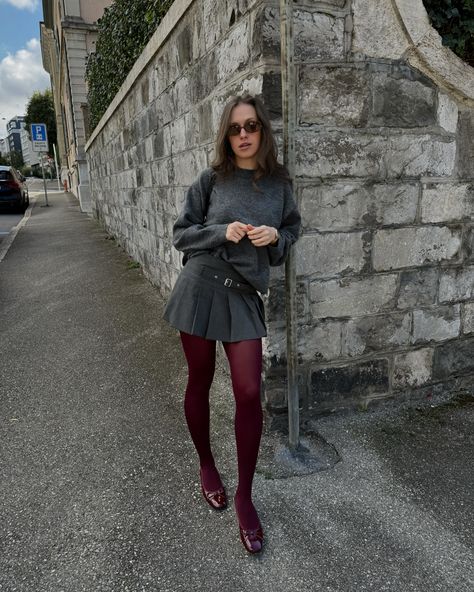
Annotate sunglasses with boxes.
[228,120,262,136]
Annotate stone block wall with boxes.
[260,0,474,415]
[86,0,474,417]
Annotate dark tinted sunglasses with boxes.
[228,120,262,136]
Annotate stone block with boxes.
[264,318,343,366]
[201,0,234,51]
[198,101,213,144]
[310,273,398,319]
[392,348,434,389]
[433,337,474,379]
[266,282,308,324]
[351,0,408,59]
[457,110,474,178]
[387,134,456,178]
[412,305,461,343]
[437,92,458,133]
[468,227,474,262]
[369,71,436,127]
[263,372,306,412]
[299,65,370,126]
[261,71,282,121]
[170,116,187,154]
[252,6,280,63]
[397,268,438,309]
[439,267,474,302]
[177,23,192,70]
[150,159,169,188]
[170,150,207,187]
[295,132,456,179]
[294,9,345,62]
[298,321,342,363]
[421,183,474,223]
[296,233,366,278]
[342,312,411,356]
[373,227,462,271]
[172,77,192,120]
[189,51,218,103]
[216,18,250,83]
[462,303,474,334]
[311,358,390,406]
[301,182,418,232]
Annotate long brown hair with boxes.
[210,94,291,188]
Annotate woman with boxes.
[163,94,301,554]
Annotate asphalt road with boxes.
[0,178,59,247]
[0,191,473,592]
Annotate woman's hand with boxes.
[226,221,250,243]
[247,225,278,247]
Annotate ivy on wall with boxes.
[85,0,173,132]
[423,0,474,66]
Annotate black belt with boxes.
[195,267,257,294]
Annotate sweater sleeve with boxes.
[267,181,301,267]
[173,168,228,253]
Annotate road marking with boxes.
[0,197,37,263]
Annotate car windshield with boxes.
[0,171,12,181]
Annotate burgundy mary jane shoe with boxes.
[239,523,264,554]
[199,470,227,510]
[201,484,228,510]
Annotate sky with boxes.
[0,0,50,138]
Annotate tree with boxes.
[9,150,24,169]
[0,150,23,168]
[24,89,57,156]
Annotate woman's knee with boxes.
[233,380,261,407]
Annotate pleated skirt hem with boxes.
[163,264,267,342]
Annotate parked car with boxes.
[0,165,29,213]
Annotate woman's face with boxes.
[227,103,262,169]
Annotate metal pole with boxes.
[280,0,300,452]
[53,143,61,191]
[40,153,49,206]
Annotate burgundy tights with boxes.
[179,332,263,530]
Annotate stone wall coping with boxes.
[85,0,194,152]
[392,0,474,105]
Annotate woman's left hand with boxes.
[246,225,278,247]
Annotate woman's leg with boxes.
[222,338,263,530]
[179,332,222,492]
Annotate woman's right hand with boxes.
[226,221,249,243]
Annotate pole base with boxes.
[257,422,340,479]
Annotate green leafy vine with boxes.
[85,0,173,132]
[423,0,474,66]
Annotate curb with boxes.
[0,196,38,263]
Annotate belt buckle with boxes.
[224,278,233,287]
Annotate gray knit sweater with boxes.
[173,166,301,293]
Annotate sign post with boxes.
[31,124,49,207]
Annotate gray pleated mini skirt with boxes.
[163,253,266,342]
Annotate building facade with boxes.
[0,137,7,158]
[40,0,112,212]
[6,117,25,155]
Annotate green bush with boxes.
[85,0,173,132]
[423,0,474,66]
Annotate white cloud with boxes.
[0,38,50,137]
[1,0,39,11]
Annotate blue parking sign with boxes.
[31,123,48,152]
[32,124,46,141]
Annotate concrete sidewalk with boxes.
[0,192,473,592]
